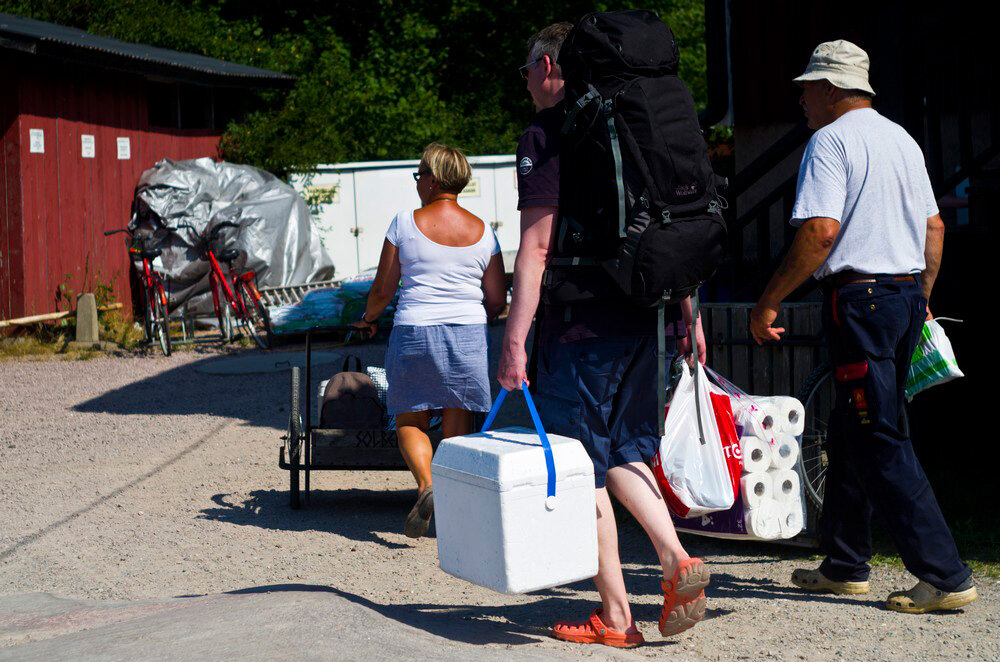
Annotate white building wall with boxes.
[293,155,520,279]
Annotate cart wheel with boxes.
[288,366,303,509]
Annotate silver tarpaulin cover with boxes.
[130,158,335,315]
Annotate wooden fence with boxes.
[701,302,825,399]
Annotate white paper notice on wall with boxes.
[81,134,95,158]
[29,129,44,153]
[116,137,131,160]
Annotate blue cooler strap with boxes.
[480,388,508,432]
[481,382,557,498]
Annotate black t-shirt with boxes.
[516,104,563,210]
[516,103,682,342]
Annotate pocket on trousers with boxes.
[839,295,909,359]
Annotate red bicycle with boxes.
[177,221,273,349]
[105,226,173,356]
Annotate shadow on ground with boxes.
[199,487,422,549]
[71,343,359,430]
[217,582,690,649]
[71,324,526,431]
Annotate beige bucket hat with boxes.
[793,39,876,96]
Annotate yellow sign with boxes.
[459,178,480,198]
[305,185,340,204]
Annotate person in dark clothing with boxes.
[497,22,710,649]
[750,39,976,614]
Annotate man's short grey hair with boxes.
[840,88,874,103]
[526,22,573,73]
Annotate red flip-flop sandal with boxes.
[552,608,644,648]
[659,557,710,637]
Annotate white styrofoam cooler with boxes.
[431,426,598,594]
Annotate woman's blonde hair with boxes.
[420,142,472,194]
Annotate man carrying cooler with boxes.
[750,40,976,613]
[498,22,710,648]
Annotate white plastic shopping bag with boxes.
[650,360,740,517]
[905,318,964,400]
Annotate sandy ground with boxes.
[1,326,997,660]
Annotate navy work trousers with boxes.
[818,275,971,592]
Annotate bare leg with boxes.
[591,487,640,634]
[396,411,432,493]
[606,462,689,582]
[441,408,473,438]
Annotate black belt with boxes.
[823,270,917,288]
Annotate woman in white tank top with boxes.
[352,143,506,538]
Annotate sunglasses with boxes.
[412,169,431,182]
[519,57,543,81]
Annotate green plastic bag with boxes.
[905,319,964,400]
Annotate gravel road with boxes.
[1,329,996,660]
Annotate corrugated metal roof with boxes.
[0,12,294,86]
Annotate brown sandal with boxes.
[404,487,434,538]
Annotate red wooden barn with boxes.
[0,13,293,321]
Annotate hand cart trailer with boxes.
[278,328,443,509]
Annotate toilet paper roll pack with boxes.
[740,436,772,473]
[769,468,800,503]
[729,396,778,445]
[769,434,800,471]
[755,396,805,436]
[778,500,804,538]
[673,495,804,541]
[740,472,772,508]
[743,501,781,539]
[776,398,805,436]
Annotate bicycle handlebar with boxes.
[105,224,189,237]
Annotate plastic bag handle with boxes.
[342,355,363,373]
[481,382,556,498]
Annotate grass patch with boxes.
[0,335,65,358]
[99,310,144,349]
[1,307,145,359]
[867,519,1000,580]
[869,554,1000,580]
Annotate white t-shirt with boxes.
[790,108,939,279]
[386,209,501,326]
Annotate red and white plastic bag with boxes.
[650,360,742,518]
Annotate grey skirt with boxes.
[385,324,491,414]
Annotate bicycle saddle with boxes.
[139,247,162,260]
[217,248,241,262]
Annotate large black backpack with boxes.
[544,10,727,309]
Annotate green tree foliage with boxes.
[3,0,707,174]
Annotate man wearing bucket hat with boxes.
[750,40,976,613]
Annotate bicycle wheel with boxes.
[797,362,910,510]
[238,279,272,350]
[797,363,835,510]
[209,272,231,341]
[153,282,172,356]
[142,288,155,346]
